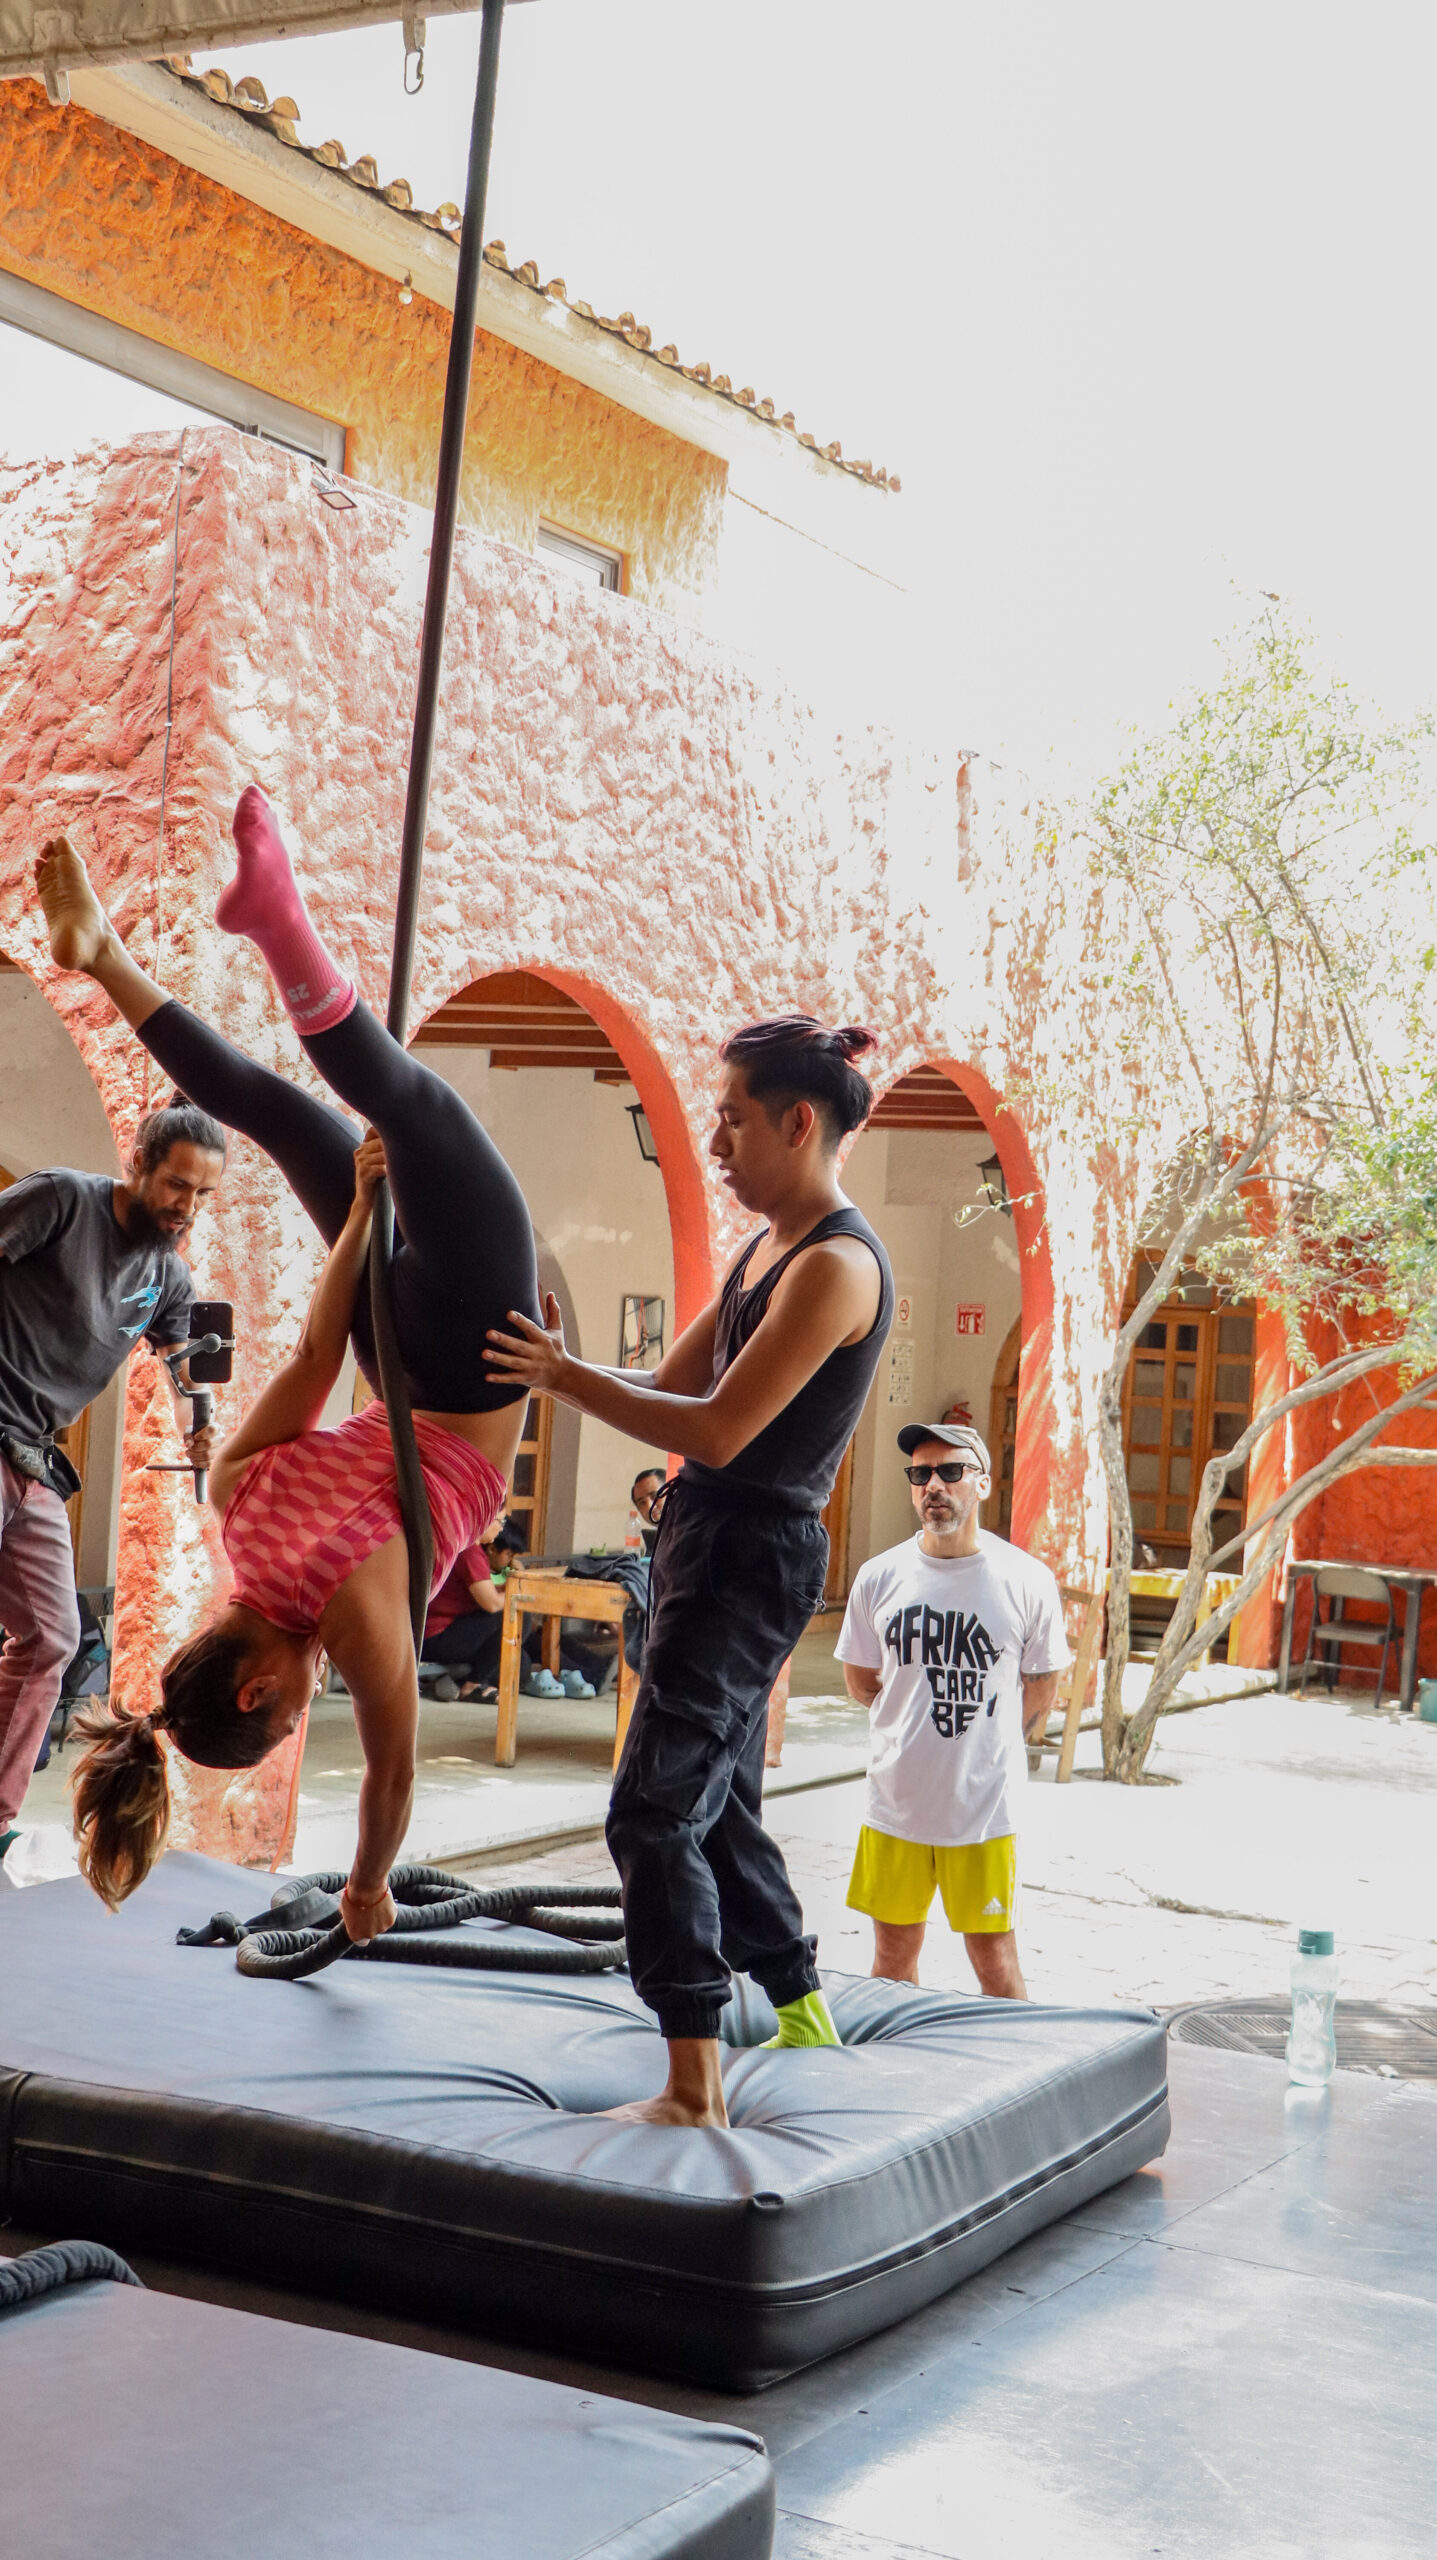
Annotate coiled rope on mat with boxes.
[178,1865,626,1980]
[0,2241,142,2311]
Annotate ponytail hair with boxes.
[72,1623,270,1910]
[71,1703,172,1911]
[721,1015,877,1142]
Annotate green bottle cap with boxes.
[1297,1927,1334,1957]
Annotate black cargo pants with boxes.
[606,1475,829,2040]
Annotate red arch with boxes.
[414,963,715,1336]
[543,967,715,1332]
[892,1057,1059,1556]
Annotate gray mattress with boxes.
[0,2258,773,2559]
[0,1853,1169,2388]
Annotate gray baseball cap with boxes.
[896,1421,992,1474]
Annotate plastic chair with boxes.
[1295,1567,1395,1700]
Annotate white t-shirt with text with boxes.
[837,1531,1070,1848]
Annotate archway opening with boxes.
[828,1064,1029,1603]
[412,970,679,1557]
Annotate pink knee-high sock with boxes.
[216,787,356,1037]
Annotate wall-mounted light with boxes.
[977,1152,1011,1216]
[398,271,414,306]
[627,1103,659,1166]
[312,466,356,513]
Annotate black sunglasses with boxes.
[904,1461,975,1486]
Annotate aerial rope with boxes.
[374,0,509,1651]
[259,2,615,1989]
[178,1868,627,1979]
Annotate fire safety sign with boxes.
[954,1304,987,1337]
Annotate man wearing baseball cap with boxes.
[835,1420,1068,1996]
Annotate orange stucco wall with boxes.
[0,81,726,610]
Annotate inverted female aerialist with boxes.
[37,795,541,1936]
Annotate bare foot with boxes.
[600,2035,730,2127]
[35,837,114,973]
[601,2092,731,2129]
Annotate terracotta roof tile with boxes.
[159,57,899,493]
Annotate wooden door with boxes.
[984,1318,1022,1534]
[53,1401,91,1560]
[505,1395,553,1554]
[820,1436,854,1604]
[1120,1269,1256,1564]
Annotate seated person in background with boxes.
[423,1536,505,1699]
[629,1468,665,1555]
[422,1522,598,1701]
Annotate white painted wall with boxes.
[842,1127,1023,1574]
[420,1050,673,1553]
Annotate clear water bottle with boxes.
[1287,1927,1338,2086]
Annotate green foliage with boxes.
[1090,600,1433,1154]
[1083,599,1436,1779]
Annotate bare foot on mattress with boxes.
[603,2037,730,2129]
[602,2091,731,2129]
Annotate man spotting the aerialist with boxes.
[486,1018,893,2129]
[0,1102,224,1860]
[838,1423,1068,1999]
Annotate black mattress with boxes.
[0,2254,773,2559]
[0,1854,1169,2388]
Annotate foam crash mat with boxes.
[0,2249,773,2559]
[0,1854,1169,2389]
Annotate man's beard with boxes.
[923,1498,962,1531]
[129,1194,190,1250]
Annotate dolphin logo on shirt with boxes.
[117,1283,162,1341]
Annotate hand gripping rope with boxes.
[177,1865,626,1980]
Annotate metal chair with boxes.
[1295,1567,1395,1700]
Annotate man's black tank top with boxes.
[681,1205,894,1514]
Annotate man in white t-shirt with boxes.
[837,1422,1069,1998]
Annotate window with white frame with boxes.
[536,522,623,592]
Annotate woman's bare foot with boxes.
[34,836,169,1033]
[602,2091,731,2129]
[601,2036,730,2128]
[35,837,114,973]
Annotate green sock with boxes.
[761,1989,841,2050]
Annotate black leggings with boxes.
[140,997,541,1411]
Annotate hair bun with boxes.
[830,1024,877,1061]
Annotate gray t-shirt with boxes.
[0,1170,194,1443]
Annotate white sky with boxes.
[5,1,1437,784]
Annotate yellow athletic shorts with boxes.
[846,1826,1018,1933]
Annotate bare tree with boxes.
[1085,604,1434,1779]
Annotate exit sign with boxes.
[954,1303,987,1337]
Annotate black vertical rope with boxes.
[371,0,508,1651]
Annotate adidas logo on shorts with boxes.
[981,1896,1006,1917]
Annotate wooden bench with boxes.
[496,1569,640,1771]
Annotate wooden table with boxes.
[1277,1560,1437,1713]
[1126,1568,1243,1667]
[1033,1569,1250,1780]
[496,1569,640,1770]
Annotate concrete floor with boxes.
[7,2042,1433,2557]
